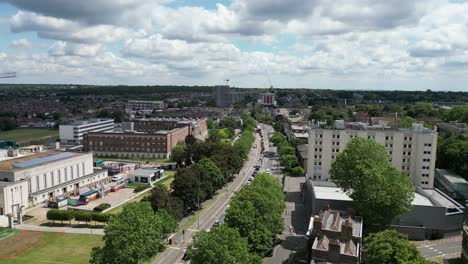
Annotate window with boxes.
[51,172,55,186]
[70,166,74,179]
[44,174,47,188]
[404,137,407,141]
[402,159,406,162]
[337,135,340,139]
[408,152,411,155]
[36,176,39,191]
[332,156,335,160]
[58,170,61,184]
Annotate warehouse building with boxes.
[0,151,108,219]
[59,119,115,143]
[308,121,437,188]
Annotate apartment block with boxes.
[59,119,114,143]
[125,100,166,111]
[307,122,437,189]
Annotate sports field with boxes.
[0,128,59,144]
[0,229,103,264]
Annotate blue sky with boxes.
[0,0,468,91]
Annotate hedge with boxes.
[46,209,112,223]
[134,185,149,193]
[94,203,111,212]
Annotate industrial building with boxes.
[59,119,115,143]
[305,180,464,240]
[125,100,166,111]
[308,208,363,264]
[307,121,437,188]
[435,169,468,202]
[83,118,207,159]
[0,151,108,222]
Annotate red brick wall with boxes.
[166,126,189,154]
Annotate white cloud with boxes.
[10,38,31,49]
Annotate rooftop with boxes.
[0,151,81,171]
[128,168,161,177]
[436,168,468,185]
[313,184,433,206]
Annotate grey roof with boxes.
[128,168,161,177]
[13,152,76,169]
[436,168,468,185]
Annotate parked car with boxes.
[112,174,123,181]
[213,220,221,227]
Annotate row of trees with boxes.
[270,132,304,175]
[188,173,284,263]
[90,203,177,264]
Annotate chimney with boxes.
[341,217,353,241]
[313,216,323,236]
[328,239,341,262]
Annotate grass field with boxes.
[0,128,59,144]
[0,231,103,264]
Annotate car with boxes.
[213,220,221,227]
[248,176,254,181]
[245,181,251,186]
[266,169,270,173]
[111,174,123,181]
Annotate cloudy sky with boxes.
[0,0,468,91]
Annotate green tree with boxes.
[437,136,468,179]
[330,137,414,226]
[270,132,287,146]
[155,209,178,237]
[171,142,186,167]
[289,166,305,176]
[397,116,418,128]
[90,203,164,264]
[365,230,430,264]
[188,225,261,264]
[142,184,184,220]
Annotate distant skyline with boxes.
[0,0,468,91]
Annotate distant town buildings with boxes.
[125,100,166,111]
[259,93,276,106]
[308,121,437,189]
[83,118,207,159]
[0,151,108,220]
[215,85,244,107]
[59,119,115,144]
[309,208,363,264]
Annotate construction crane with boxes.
[0,72,16,78]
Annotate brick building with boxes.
[309,208,363,264]
[83,118,207,159]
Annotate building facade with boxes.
[0,151,108,217]
[125,100,166,111]
[59,119,114,143]
[307,122,437,188]
[435,169,468,202]
[215,85,233,107]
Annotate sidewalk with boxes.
[15,223,104,235]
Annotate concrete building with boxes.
[435,169,468,202]
[260,93,276,106]
[305,180,464,240]
[127,168,163,185]
[307,122,437,188]
[125,100,166,111]
[309,208,363,264]
[437,122,468,137]
[0,151,108,218]
[215,85,233,107]
[83,118,207,159]
[59,119,114,143]
[297,144,308,174]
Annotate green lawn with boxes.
[1,233,103,264]
[125,182,149,188]
[0,128,59,144]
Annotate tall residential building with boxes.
[215,85,233,107]
[59,119,115,143]
[261,92,276,106]
[307,122,437,189]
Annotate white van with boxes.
[112,174,123,182]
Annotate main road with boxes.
[153,129,263,264]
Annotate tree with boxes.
[188,225,261,264]
[270,132,286,146]
[397,116,417,128]
[155,209,178,237]
[142,184,184,220]
[365,230,430,264]
[289,166,305,176]
[90,203,164,264]
[171,142,186,167]
[437,135,468,179]
[330,137,414,226]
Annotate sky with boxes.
[0,0,468,91]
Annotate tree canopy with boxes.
[188,225,261,264]
[330,137,414,226]
[437,135,468,179]
[364,230,430,264]
[90,202,168,264]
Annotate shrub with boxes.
[289,166,305,176]
[75,210,93,223]
[94,203,111,212]
[134,185,149,193]
[47,209,75,222]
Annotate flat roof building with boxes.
[435,169,468,202]
[0,151,108,222]
[308,122,437,189]
[59,119,114,143]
